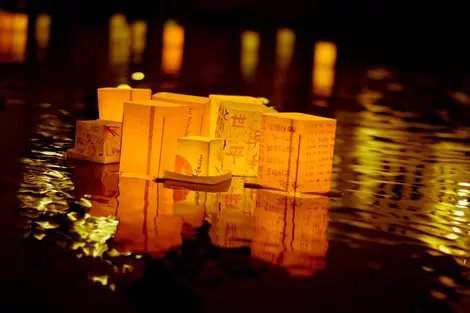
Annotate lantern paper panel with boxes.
[68,159,119,217]
[98,87,152,122]
[208,95,265,136]
[119,100,190,178]
[66,119,122,164]
[251,189,329,277]
[114,176,182,257]
[215,100,275,176]
[152,92,210,136]
[175,136,225,177]
[258,112,336,193]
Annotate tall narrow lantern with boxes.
[258,112,336,193]
[208,95,265,136]
[66,119,122,164]
[215,99,275,176]
[152,92,210,136]
[98,87,151,122]
[119,100,189,178]
[251,189,329,277]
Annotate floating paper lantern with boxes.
[251,189,329,277]
[119,100,190,178]
[97,87,151,122]
[174,136,225,177]
[66,119,122,164]
[215,99,275,176]
[208,95,264,136]
[152,92,210,136]
[258,112,336,193]
[68,159,119,217]
[114,176,182,257]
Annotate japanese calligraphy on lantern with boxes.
[120,100,189,178]
[174,136,225,176]
[251,189,329,277]
[152,92,210,136]
[258,112,336,193]
[209,95,265,136]
[98,87,151,122]
[215,99,275,176]
[66,120,122,164]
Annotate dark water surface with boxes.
[1,13,470,313]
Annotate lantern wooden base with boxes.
[163,170,232,185]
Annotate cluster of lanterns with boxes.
[67,87,336,193]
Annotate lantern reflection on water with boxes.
[209,178,256,248]
[251,189,329,277]
[68,159,119,217]
[114,177,182,257]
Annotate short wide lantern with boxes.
[174,136,225,177]
[258,112,336,193]
[119,100,190,178]
[152,92,210,136]
[66,119,122,164]
[98,87,151,122]
[215,99,275,176]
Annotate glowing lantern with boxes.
[251,189,329,277]
[258,112,336,193]
[208,95,264,136]
[119,100,189,178]
[174,136,225,177]
[312,41,337,99]
[68,159,119,217]
[114,176,182,257]
[97,87,152,122]
[66,120,122,164]
[215,99,275,176]
[152,92,210,136]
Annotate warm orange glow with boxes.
[97,87,151,122]
[214,98,275,176]
[312,41,337,98]
[35,14,51,49]
[173,189,217,230]
[175,136,225,176]
[276,28,295,70]
[0,10,28,62]
[109,14,130,67]
[131,20,147,64]
[258,112,337,193]
[66,120,122,164]
[251,189,328,277]
[152,92,210,136]
[209,179,256,248]
[162,19,184,76]
[240,30,260,80]
[120,100,190,178]
[69,160,119,217]
[114,177,182,257]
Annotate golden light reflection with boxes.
[312,41,337,99]
[131,72,145,80]
[109,13,130,80]
[117,84,131,89]
[131,20,147,64]
[251,189,328,277]
[240,30,260,80]
[162,19,184,76]
[272,28,295,108]
[35,14,51,50]
[0,10,28,62]
[114,177,183,257]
